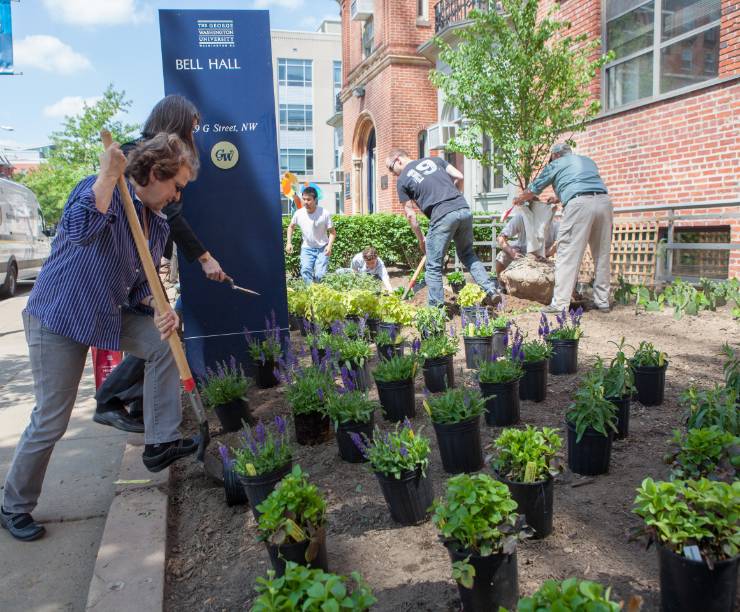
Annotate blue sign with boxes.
[159,9,288,377]
[0,0,13,74]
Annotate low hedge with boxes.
[283,213,501,278]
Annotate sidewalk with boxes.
[0,285,128,612]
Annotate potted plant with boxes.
[251,562,376,612]
[478,335,524,426]
[629,341,668,406]
[599,338,636,439]
[287,283,311,335]
[375,328,405,361]
[307,328,331,365]
[461,308,495,369]
[325,370,378,463]
[198,357,253,432]
[256,465,329,577]
[633,477,739,612]
[566,369,617,475]
[414,305,448,339]
[343,289,380,331]
[665,426,739,483]
[518,329,552,403]
[420,327,459,392]
[458,283,487,320]
[217,444,248,508]
[515,578,621,611]
[378,293,416,337]
[278,353,335,446]
[308,284,349,330]
[447,270,465,294]
[328,333,372,392]
[491,426,562,539]
[373,352,419,422]
[425,387,485,474]
[232,416,293,520]
[245,313,283,389]
[351,420,433,525]
[542,308,583,375]
[721,342,739,401]
[431,473,528,611]
[490,310,511,357]
[682,384,739,434]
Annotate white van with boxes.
[0,178,52,298]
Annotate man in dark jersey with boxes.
[387,148,500,307]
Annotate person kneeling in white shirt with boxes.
[348,247,393,292]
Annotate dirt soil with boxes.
[164,298,738,612]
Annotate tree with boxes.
[430,0,612,190]
[17,84,139,222]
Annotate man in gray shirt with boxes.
[513,143,612,313]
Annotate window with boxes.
[277,58,312,87]
[280,149,314,175]
[279,104,313,131]
[481,136,504,192]
[418,130,428,159]
[604,0,721,109]
[334,126,343,169]
[335,191,344,215]
[333,60,342,112]
[417,0,427,19]
[362,17,374,58]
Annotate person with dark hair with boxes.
[1,134,198,542]
[386,148,500,308]
[285,185,335,284]
[349,246,393,292]
[93,95,224,434]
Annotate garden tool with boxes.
[223,275,260,296]
[100,130,210,463]
[402,255,426,299]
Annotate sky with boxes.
[0,0,340,148]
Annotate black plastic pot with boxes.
[344,359,370,391]
[255,358,279,389]
[567,421,612,476]
[433,416,484,474]
[446,545,519,612]
[450,282,464,295]
[548,339,579,375]
[375,467,434,525]
[479,379,520,426]
[378,321,400,338]
[223,464,248,507]
[294,410,331,446]
[288,313,300,331]
[336,417,374,463]
[607,395,631,440]
[266,532,329,577]
[463,336,493,369]
[422,355,455,392]
[461,305,488,321]
[657,543,738,612]
[497,473,553,539]
[492,329,508,357]
[632,363,667,406]
[519,360,548,402]
[376,378,416,422]
[377,343,404,361]
[366,317,380,339]
[213,398,252,433]
[239,461,293,520]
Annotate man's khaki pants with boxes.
[551,194,613,310]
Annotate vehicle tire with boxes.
[0,262,18,299]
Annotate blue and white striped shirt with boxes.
[25,175,170,350]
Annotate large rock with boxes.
[501,255,555,305]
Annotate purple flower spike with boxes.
[218,444,232,468]
[399,444,409,457]
[254,421,266,444]
[349,431,368,457]
[317,387,324,402]
[403,417,413,431]
[412,338,421,354]
[274,415,286,434]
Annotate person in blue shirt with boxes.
[513,143,613,313]
[0,134,198,542]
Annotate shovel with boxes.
[100,131,210,463]
[402,255,426,299]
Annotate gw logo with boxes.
[210,141,239,170]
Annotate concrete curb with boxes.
[85,434,170,612]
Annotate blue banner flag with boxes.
[159,9,288,377]
[0,0,13,74]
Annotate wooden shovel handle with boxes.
[100,130,196,391]
[402,255,426,299]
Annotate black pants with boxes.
[95,354,145,415]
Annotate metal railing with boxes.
[435,0,493,33]
[612,200,740,283]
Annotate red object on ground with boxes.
[91,348,123,390]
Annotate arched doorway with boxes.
[366,128,376,214]
[351,113,376,215]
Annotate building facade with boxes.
[271,20,344,214]
[339,0,739,278]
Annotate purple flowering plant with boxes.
[325,367,378,427]
[198,356,253,409]
[542,307,584,341]
[419,326,459,360]
[277,348,337,416]
[424,386,486,424]
[245,311,283,364]
[232,415,292,477]
[350,419,431,479]
[372,354,419,383]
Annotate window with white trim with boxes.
[279,104,313,131]
[278,58,312,87]
[280,149,314,175]
[604,0,721,110]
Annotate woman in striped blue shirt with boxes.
[1,133,198,542]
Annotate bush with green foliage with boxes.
[414,306,449,338]
[515,578,621,612]
[447,271,465,286]
[419,332,459,360]
[630,341,668,368]
[492,426,562,483]
[458,284,487,307]
[322,271,381,293]
[280,360,336,416]
[478,354,523,384]
[566,369,618,441]
[378,293,417,325]
[325,388,377,427]
[373,354,418,383]
[665,426,739,482]
[424,387,485,424]
[682,384,738,434]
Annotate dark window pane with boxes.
[606,0,651,21]
[662,0,720,41]
[607,52,654,108]
[607,2,654,59]
[660,26,719,92]
[287,64,304,83]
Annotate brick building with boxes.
[339,0,739,279]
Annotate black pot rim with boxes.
[238,460,293,484]
[565,420,611,438]
[631,362,668,372]
[336,417,373,430]
[479,377,521,387]
[495,470,552,487]
[522,359,547,368]
[547,338,580,346]
[463,335,493,341]
[657,541,740,568]
[212,397,248,409]
[444,540,514,560]
[431,414,481,428]
[374,465,425,482]
[375,376,414,388]
[423,355,454,366]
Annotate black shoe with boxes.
[0,507,45,541]
[93,408,145,434]
[142,438,198,473]
[483,291,502,308]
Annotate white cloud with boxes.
[42,0,153,26]
[14,35,92,75]
[43,95,102,118]
[251,0,304,8]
